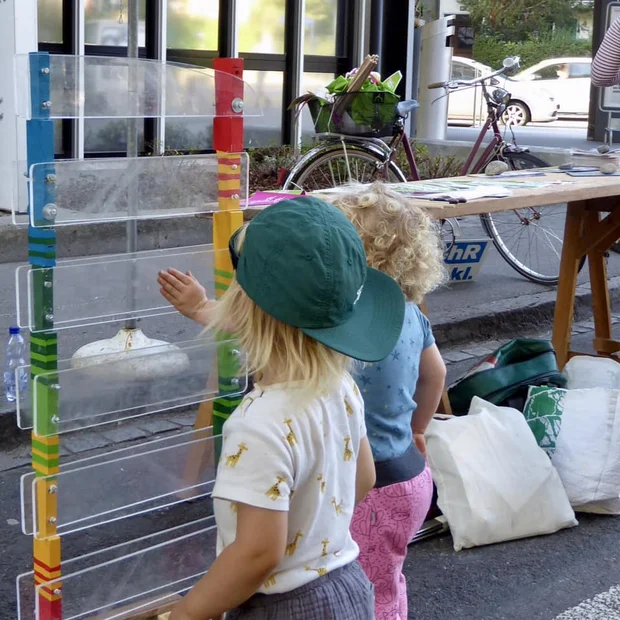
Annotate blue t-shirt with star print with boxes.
[354,302,434,476]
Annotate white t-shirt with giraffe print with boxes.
[212,373,366,594]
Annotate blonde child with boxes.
[334,183,447,620]
[165,196,405,620]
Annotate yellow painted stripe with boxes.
[35,566,62,581]
[31,432,60,447]
[218,179,241,191]
[218,197,240,211]
[218,164,241,174]
[37,586,62,602]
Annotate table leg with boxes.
[585,210,613,354]
[552,201,585,370]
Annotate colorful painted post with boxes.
[191,59,245,463]
[27,52,62,620]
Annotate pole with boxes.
[27,52,62,620]
[125,0,140,329]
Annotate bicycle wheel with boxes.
[481,151,585,284]
[283,144,406,192]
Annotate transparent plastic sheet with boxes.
[14,55,262,119]
[2,159,29,222]
[29,340,242,437]
[29,337,245,436]
[19,245,225,333]
[25,152,249,227]
[21,427,219,538]
[16,516,216,620]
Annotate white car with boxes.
[449,57,559,126]
[515,57,591,118]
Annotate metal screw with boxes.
[231,349,240,357]
[41,68,50,75]
[42,101,52,109]
[51,415,60,423]
[53,588,61,597]
[50,384,61,391]
[232,164,238,171]
[232,194,240,201]
[231,98,244,114]
[45,174,57,184]
[44,280,52,289]
[45,313,54,322]
[48,516,57,524]
[230,377,240,387]
[49,485,58,494]
[42,203,58,221]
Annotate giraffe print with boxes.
[264,574,277,588]
[283,418,298,447]
[224,443,248,468]
[286,531,304,556]
[266,476,287,500]
[305,565,328,577]
[344,398,354,416]
[331,497,344,516]
[321,539,330,557]
[230,502,238,514]
[317,474,326,494]
[344,437,353,462]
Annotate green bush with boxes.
[473,30,592,70]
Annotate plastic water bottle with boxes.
[4,327,28,403]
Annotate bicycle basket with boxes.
[309,91,400,138]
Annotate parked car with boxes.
[449,57,559,126]
[515,57,591,118]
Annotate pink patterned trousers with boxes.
[350,466,433,620]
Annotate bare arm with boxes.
[412,344,446,457]
[592,17,620,87]
[355,435,376,504]
[169,504,287,620]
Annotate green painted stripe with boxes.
[32,453,59,470]
[215,281,229,292]
[30,339,58,353]
[214,268,233,280]
[31,440,59,456]
[30,352,58,366]
[30,336,58,348]
[28,250,56,260]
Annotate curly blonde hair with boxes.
[331,183,447,303]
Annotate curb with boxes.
[428,275,620,349]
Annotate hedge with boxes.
[473,30,592,70]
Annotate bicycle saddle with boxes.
[396,99,419,117]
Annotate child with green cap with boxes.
[166,196,405,620]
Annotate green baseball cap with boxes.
[235,196,405,362]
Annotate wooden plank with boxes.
[586,210,614,357]
[87,593,182,620]
[552,201,586,370]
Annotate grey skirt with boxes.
[225,561,375,620]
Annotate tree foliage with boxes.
[462,0,581,41]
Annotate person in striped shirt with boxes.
[592,15,620,87]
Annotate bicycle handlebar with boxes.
[428,56,521,92]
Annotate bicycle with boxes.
[283,57,581,284]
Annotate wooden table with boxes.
[375,172,620,370]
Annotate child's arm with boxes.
[158,268,214,325]
[411,344,446,457]
[355,436,376,504]
[169,504,287,620]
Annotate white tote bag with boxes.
[426,397,577,551]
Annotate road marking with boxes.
[554,585,620,619]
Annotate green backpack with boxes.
[448,338,567,414]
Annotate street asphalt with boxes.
[0,329,619,620]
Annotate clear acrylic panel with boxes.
[21,245,224,332]
[25,152,249,227]
[14,55,262,119]
[16,515,215,620]
[22,427,219,539]
[29,337,245,436]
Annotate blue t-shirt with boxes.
[354,302,435,464]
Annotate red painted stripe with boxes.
[218,190,241,198]
[34,557,61,574]
[218,173,241,181]
[38,594,62,619]
[218,159,242,166]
